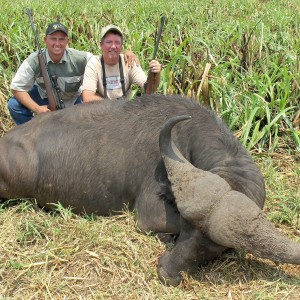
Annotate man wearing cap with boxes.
[8,22,137,125]
[82,25,161,102]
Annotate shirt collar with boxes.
[45,48,67,63]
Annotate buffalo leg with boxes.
[134,189,181,236]
[157,217,226,286]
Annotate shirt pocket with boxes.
[63,76,82,92]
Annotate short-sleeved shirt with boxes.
[82,54,147,100]
[10,48,93,107]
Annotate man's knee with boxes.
[8,96,20,111]
[74,95,83,105]
[7,96,33,125]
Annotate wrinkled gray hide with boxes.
[0,95,299,286]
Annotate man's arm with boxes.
[129,59,161,91]
[11,52,51,114]
[82,90,103,102]
[82,56,104,103]
[11,90,50,114]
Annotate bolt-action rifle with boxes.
[26,8,65,110]
[144,16,165,94]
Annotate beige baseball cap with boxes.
[101,25,123,39]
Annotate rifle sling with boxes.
[100,56,126,98]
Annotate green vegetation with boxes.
[0,0,299,149]
[0,0,299,298]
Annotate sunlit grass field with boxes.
[0,0,299,298]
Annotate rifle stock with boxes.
[37,54,58,111]
[145,72,160,94]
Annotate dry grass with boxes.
[0,152,299,299]
[0,90,13,137]
[1,201,300,300]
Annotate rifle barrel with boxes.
[152,16,165,60]
[26,8,42,53]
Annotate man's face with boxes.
[44,31,68,58]
[101,32,123,62]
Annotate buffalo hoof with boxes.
[157,253,182,286]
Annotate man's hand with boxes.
[124,50,140,67]
[34,105,51,114]
[149,60,161,73]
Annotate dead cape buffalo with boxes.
[0,94,299,286]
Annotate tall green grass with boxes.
[0,0,299,150]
